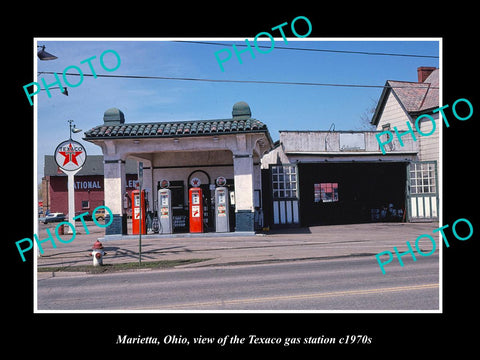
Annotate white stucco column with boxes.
[233,153,254,231]
[104,159,126,235]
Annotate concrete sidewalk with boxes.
[35,221,440,274]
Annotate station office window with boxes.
[158,180,185,208]
[314,183,339,203]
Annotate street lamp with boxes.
[36,45,66,97]
[68,119,82,139]
[40,86,69,96]
[37,45,57,60]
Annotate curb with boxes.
[99,231,257,241]
[37,252,382,276]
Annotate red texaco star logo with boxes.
[58,143,83,166]
[191,177,201,186]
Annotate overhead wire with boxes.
[37,42,439,90]
[38,71,439,90]
[172,40,440,59]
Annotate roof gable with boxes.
[371,68,439,126]
[387,81,429,112]
[388,69,439,113]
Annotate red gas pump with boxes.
[189,187,204,233]
[132,189,147,234]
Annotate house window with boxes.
[314,183,339,203]
[272,165,297,199]
[81,200,90,209]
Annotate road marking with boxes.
[133,283,439,310]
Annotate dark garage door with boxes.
[298,162,408,226]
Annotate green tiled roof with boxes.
[84,118,269,139]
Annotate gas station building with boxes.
[84,102,274,236]
[83,78,438,237]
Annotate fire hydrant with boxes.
[90,240,107,266]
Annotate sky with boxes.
[34,38,440,183]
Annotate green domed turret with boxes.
[103,107,125,124]
[232,101,251,120]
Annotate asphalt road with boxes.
[37,254,439,311]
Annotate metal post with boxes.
[67,172,76,234]
[60,168,80,232]
[139,182,142,266]
[138,162,143,266]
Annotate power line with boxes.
[172,40,439,59]
[38,71,439,90]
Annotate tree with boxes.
[356,97,378,130]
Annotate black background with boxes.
[8,5,478,356]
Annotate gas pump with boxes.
[132,189,147,234]
[215,187,230,232]
[189,187,203,233]
[158,188,173,234]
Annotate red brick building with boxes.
[42,155,138,216]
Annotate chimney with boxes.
[417,66,436,83]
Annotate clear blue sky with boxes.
[35,38,440,182]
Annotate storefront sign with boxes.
[340,133,365,151]
[127,179,138,189]
[74,180,102,190]
[54,139,86,172]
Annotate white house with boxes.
[371,66,440,163]
[370,66,440,222]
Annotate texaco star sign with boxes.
[54,139,87,172]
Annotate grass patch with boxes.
[38,258,212,274]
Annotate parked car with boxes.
[75,211,93,221]
[43,213,66,224]
[95,208,106,221]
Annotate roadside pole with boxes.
[138,162,143,266]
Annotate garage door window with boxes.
[272,165,298,199]
[409,163,436,194]
[314,183,339,203]
[271,164,299,225]
[407,161,438,221]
